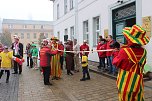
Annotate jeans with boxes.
[107,56,113,73]
[99,57,105,69]
[82,66,90,79]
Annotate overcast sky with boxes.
[0,0,53,21]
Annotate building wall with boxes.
[0,18,2,33]
[53,0,152,68]
[142,0,152,66]
[2,20,53,50]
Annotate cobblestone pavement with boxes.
[0,70,19,101]
[0,65,152,101]
[18,65,152,101]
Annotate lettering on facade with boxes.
[142,16,151,38]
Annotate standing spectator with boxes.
[96,36,103,68]
[0,43,4,68]
[39,42,58,85]
[80,40,90,58]
[112,25,150,101]
[26,43,31,66]
[65,40,74,75]
[73,39,80,72]
[97,39,107,70]
[31,44,38,69]
[11,36,23,74]
[58,41,64,70]
[29,45,34,68]
[106,35,114,74]
[111,41,120,75]
[80,52,90,81]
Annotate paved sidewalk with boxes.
[18,65,152,101]
[0,64,151,101]
[0,70,19,101]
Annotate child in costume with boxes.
[0,46,24,83]
[80,52,90,81]
[31,44,38,69]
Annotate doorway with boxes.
[126,17,136,27]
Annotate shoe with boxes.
[70,72,73,75]
[19,72,22,75]
[6,80,9,83]
[27,65,29,66]
[86,77,90,80]
[80,78,86,81]
[12,72,18,74]
[44,82,52,85]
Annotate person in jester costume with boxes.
[112,25,150,101]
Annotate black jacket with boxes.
[11,42,23,57]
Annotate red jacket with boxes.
[106,40,114,56]
[112,47,145,74]
[58,44,64,56]
[97,42,101,56]
[111,50,119,58]
[97,43,106,57]
[80,44,89,57]
[40,46,57,67]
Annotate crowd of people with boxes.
[0,24,150,101]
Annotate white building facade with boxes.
[52,0,152,68]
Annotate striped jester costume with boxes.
[116,48,146,101]
[113,25,150,101]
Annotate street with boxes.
[0,64,152,101]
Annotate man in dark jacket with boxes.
[40,40,58,85]
[11,36,23,74]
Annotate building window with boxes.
[64,0,68,14]
[33,25,35,29]
[27,33,30,39]
[21,33,24,39]
[8,24,13,29]
[57,4,59,19]
[41,25,43,29]
[23,25,27,29]
[70,0,74,10]
[70,26,74,41]
[65,28,68,35]
[15,33,18,36]
[83,20,89,43]
[57,32,60,40]
[34,33,37,39]
[45,33,48,38]
[93,16,100,46]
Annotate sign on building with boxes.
[104,29,108,38]
[142,16,151,38]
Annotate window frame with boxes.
[93,16,101,46]
[34,33,37,39]
[70,0,74,10]
[83,20,89,43]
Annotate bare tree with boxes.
[0,30,12,46]
[38,33,46,45]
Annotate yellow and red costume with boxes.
[112,25,150,101]
[50,37,62,79]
